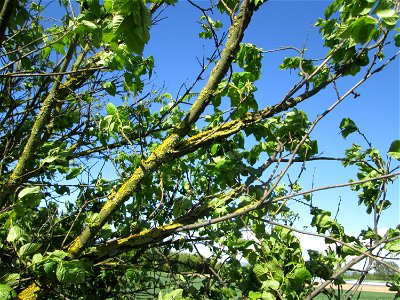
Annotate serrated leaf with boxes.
[18,243,41,258]
[388,140,400,160]
[17,186,42,209]
[44,261,58,277]
[104,0,112,12]
[125,30,144,54]
[56,261,90,284]
[382,16,399,27]
[112,14,125,34]
[213,156,227,169]
[42,46,52,59]
[0,273,19,286]
[48,250,67,260]
[293,267,312,284]
[0,284,12,300]
[158,291,164,300]
[350,16,377,44]
[106,102,117,115]
[375,7,398,19]
[385,240,400,252]
[262,279,280,291]
[253,264,269,282]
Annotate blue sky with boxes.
[145,1,399,234]
[44,0,398,236]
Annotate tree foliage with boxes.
[374,261,399,280]
[0,0,399,299]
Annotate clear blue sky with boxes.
[145,1,399,234]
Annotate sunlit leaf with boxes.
[18,243,41,258]
[340,118,358,138]
[388,140,400,160]
[0,284,12,300]
[6,225,25,243]
[106,102,117,115]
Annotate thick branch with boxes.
[173,78,336,157]
[83,172,398,261]
[0,45,103,206]
[0,35,80,206]
[66,0,258,259]
[0,0,17,46]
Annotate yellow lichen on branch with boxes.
[18,283,40,300]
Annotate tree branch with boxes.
[66,0,259,259]
[0,0,17,46]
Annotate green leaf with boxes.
[112,14,125,34]
[18,186,41,200]
[125,30,145,54]
[253,0,266,8]
[339,118,358,138]
[213,156,227,169]
[382,16,399,27]
[293,267,312,284]
[324,0,343,19]
[48,250,68,260]
[53,42,66,54]
[66,167,82,180]
[385,240,400,252]
[80,20,98,32]
[341,244,365,256]
[253,263,269,282]
[6,225,25,242]
[106,102,117,115]
[0,284,12,300]
[18,243,41,258]
[373,0,396,19]
[311,209,333,233]
[395,33,400,47]
[261,291,276,300]
[44,261,58,278]
[17,186,42,209]
[42,46,52,59]
[210,143,219,155]
[41,155,59,164]
[248,291,262,300]
[103,81,117,96]
[32,253,43,265]
[0,273,19,286]
[388,140,400,160]
[350,16,377,44]
[104,0,112,12]
[162,289,183,300]
[56,260,91,284]
[262,279,280,291]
